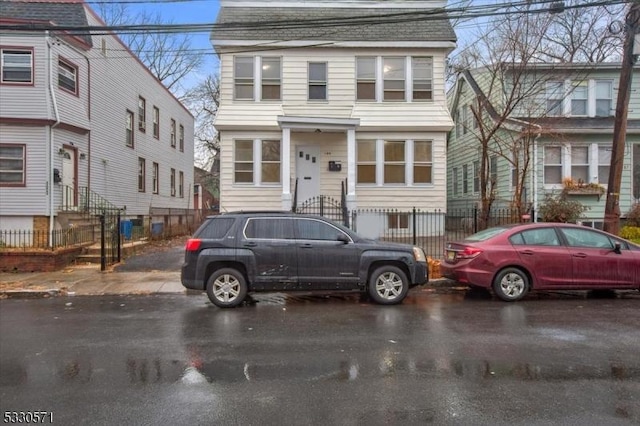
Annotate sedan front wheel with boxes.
[492,267,529,302]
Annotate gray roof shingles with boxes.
[0,0,93,47]
[213,7,456,42]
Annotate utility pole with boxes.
[604,1,640,235]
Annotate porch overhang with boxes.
[277,115,360,132]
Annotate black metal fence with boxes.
[349,207,531,259]
[0,225,96,251]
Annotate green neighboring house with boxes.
[447,63,640,228]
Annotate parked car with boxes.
[181,211,428,307]
[441,223,640,301]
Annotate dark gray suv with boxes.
[181,211,428,307]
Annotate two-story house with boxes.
[447,63,640,228]
[0,0,194,240]
[211,0,456,234]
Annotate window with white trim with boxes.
[1,49,32,83]
[598,146,611,185]
[595,80,613,117]
[125,110,134,148]
[383,57,405,101]
[0,144,25,185]
[571,146,589,183]
[413,140,433,184]
[261,140,281,183]
[152,162,159,194]
[234,140,254,183]
[234,56,254,100]
[170,168,176,196]
[261,57,281,100]
[412,57,433,101]
[356,57,376,101]
[152,106,159,139]
[58,59,77,94]
[179,171,184,198]
[571,82,587,116]
[546,81,564,116]
[179,124,184,152]
[544,146,562,184]
[170,119,176,148]
[384,141,405,184]
[462,164,469,194]
[233,139,281,185]
[308,62,327,100]
[357,140,376,184]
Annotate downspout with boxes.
[532,133,540,222]
[46,31,61,246]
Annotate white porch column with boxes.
[347,128,357,209]
[281,127,292,210]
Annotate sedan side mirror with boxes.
[613,242,622,254]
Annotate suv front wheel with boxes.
[368,265,409,305]
[206,268,248,308]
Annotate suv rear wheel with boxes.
[368,265,409,305]
[206,268,248,308]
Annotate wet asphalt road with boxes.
[1,291,639,426]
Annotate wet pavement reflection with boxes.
[1,291,639,425]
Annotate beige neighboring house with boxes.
[211,0,456,227]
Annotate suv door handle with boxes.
[244,242,257,247]
[300,243,313,249]
[572,253,587,258]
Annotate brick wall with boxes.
[0,247,84,272]
[33,216,50,249]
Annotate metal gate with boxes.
[99,209,122,270]
[295,195,348,226]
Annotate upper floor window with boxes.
[58,59,77,94]
[546,81,564,116]
[452,167,459,196]
[261,57,281,100]
[0,144,26,186]
[412,57,433,101]
[462,164,469,194]
[571,82,587,116]
[356,57,376,101]
[138,96,146,132]
[138,157,146,192]
[384,140,405,184]
[595,80,613,117]
[170,168,176,196]
[152,162,159,194]
[1,49,32,84]
[383,57,405,101]
[179,124,184,152]
[152,106,160,139]
[125,110,134,148]
[413,140,433,184]
[170,119,176,148]
[234,56,254,100]
[308,62,327,101]
[473,160,480,193]
[179,171,184,198]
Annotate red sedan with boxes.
[440,223,640,301]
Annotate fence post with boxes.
[412,207,417,246]
[473,206,478,234]
[99,214,106,271]
[117,212,122,263]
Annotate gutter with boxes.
[46,31,61,247]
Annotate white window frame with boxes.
[571,82,588,116]
[58,58,77,95]
[546,81,564,117]
[179,171,184,198]
[595,80,613,117]
[126,110,134,148]
[1,48,33,84]
[170,119,176,148]
[0,144,26,186]
[138,157,146,192]
[413,140,433,185]
[383,57,406,101]
[152,106,160,139]
[356,140,377,184]
[411,57,433,101]
[260,57,281,101]
[570,145,590,183]
[152,162,159,194]
[179,124,184,152]
[138,96,146,132]
[308,62,327,101]
[170,168,176,196]
[356,57,376,101]
[543,145,563,186]
[234,56,254,100]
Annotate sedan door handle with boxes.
[519,250,535,256]
[300,243,313,249]
[572,253,587,258]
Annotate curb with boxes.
[0,289,61,299]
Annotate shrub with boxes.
[625,203,640,227]
[538,193,589,223]
[620,226,640,243]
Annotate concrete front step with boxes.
[75,240,149,263]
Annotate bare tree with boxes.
[95,3,204,93]
[182,74,220,172]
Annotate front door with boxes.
[62,146,77,209]
[295,145,320,206]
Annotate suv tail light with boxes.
[457,247,483,259]
[185,239,202,252]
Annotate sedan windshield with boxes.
[464,226,509,242]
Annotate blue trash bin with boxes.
[120,220,132,240]
[151,222,164,237]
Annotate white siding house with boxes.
[0,0,194,237]
[212,0,456,224]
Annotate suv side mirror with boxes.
[336,233,349,244]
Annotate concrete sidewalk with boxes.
[0,264,185,298]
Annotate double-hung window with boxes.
[138,157,146,192]
[571,82,587,116]
[261,140,281,183]
[546,81,564,116]
[58,59,77,94]
[356,57,376,101]
[234,140,254,183]
[179,171,184,198]
[412,57,433,101]
[261,57,281,100]
[234,56,254,100]
[413,141,433,184]
[357,140,376,184]
[138,96,146,131]
[308,62,327,101]
[170,119,176,148]
[0,144,25,185]
[544,146,563,184]
[170,168,176,196]
[383,58,405,101]
[462,164,469,194]
[152,106,160,139]
[595,80,613,117]
[598,145,611,185]
[384,141,405,184]
[473,160,480,193]
[1,49,32,84]
[125,110,134,147]
[571,146,589,183]
[152,162,159,194]
[233,139,281,184]
[452,167,459,196]
[179,124,184,152]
